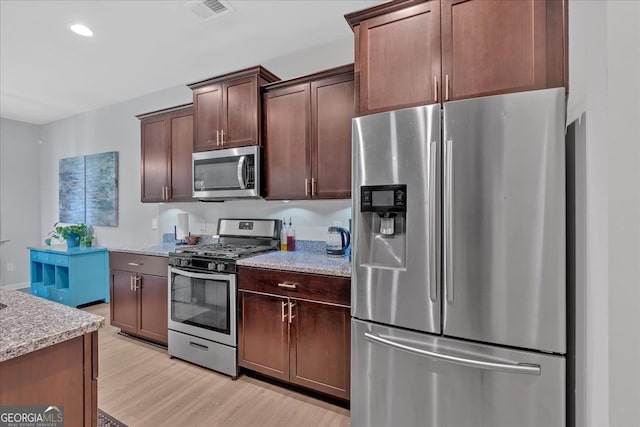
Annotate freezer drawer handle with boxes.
[364,331,541,376]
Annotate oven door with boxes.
[168,267,236,347]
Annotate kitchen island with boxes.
[0,288,104,426]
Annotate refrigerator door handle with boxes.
[428,139,438,302]
[364,331,541,376]
[444,138,454,303]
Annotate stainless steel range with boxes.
[167,218,280,378]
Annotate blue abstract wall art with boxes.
[59,151,118,227]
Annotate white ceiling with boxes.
[0,0,379,125]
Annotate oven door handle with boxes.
[170,267,230,281]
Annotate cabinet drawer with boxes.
[238,267,350,306]
[51,255,69,266]
[110,252,168,277]
[31,251,50,263]
[52,290,71,306]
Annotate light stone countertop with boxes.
[237,251,351,278]
[0,289,104,362]
[108,243,184,257]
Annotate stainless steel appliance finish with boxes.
[352,319,566,427]
[352,104,441,334]
[168,218,280,378]
[443,89,566,353]
[351,88,567,426]
[192,145,261,200]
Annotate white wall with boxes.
[606,2,640,426]
[569,1,640,426]
[37,37,354,251]
[0,118,41,287]
[567,1,610,425]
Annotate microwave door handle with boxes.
[237,155,247,189]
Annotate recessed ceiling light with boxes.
[70,24,93,37]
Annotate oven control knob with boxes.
[217,263,225,272]
[208,262,215,270]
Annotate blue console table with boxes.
[28,246,110,307]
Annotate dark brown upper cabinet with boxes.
[263,65,354,200]
[346,0,568,115]
[188,66,280,152]
[137,104,194,203]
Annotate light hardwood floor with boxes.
[82,303,350,427]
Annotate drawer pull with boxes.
[277,282,298,289]
[189,341,209,351]
[128,262,143,266]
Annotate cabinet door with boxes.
[264,84,311,199]
[358,1,441,115]
[222,76,258,148]
[441,0,557,100]
[238,291,290,382]
[289,300,350,400]
[137,274,168,345]
[194,84,223,151]
[311,74,354,199]
[110,270,138,334]
[168,110,194,202]
[140,116,169,202]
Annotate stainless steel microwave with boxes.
[192,146,261,200]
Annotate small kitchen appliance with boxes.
[326,226,351,256]
[168,218,280,378]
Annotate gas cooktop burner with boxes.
[174,243,274,259]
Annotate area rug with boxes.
[98,409,128,427]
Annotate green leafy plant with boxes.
[45,223,94,247]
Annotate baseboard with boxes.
[1,282,29,290]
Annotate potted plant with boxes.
[45,223,94,248]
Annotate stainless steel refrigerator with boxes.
[351,88,566,427]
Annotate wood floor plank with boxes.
[82,303,350,427]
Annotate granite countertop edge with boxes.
[237,252,352,278]
[0,318,105,363]
[0,289,105,363]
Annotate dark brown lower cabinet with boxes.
[238,292,289,381]
[289,300,350,399]
[238,267,350,400]
[0,332,98,427]
[110,252,168,346]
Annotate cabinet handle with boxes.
[445,74,450,101]
[281,300,287,322]
[433,76,438,103]
[216,130,220,146]
[220,130,225,145]
[278,282,298,289]
[304,178,309,196]
[311,178,317,196]
[135,276,141,291]
[130,275,134,291]
[288,302,295,324]
[128,262,143,266]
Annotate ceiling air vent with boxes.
[187,0,233,20]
